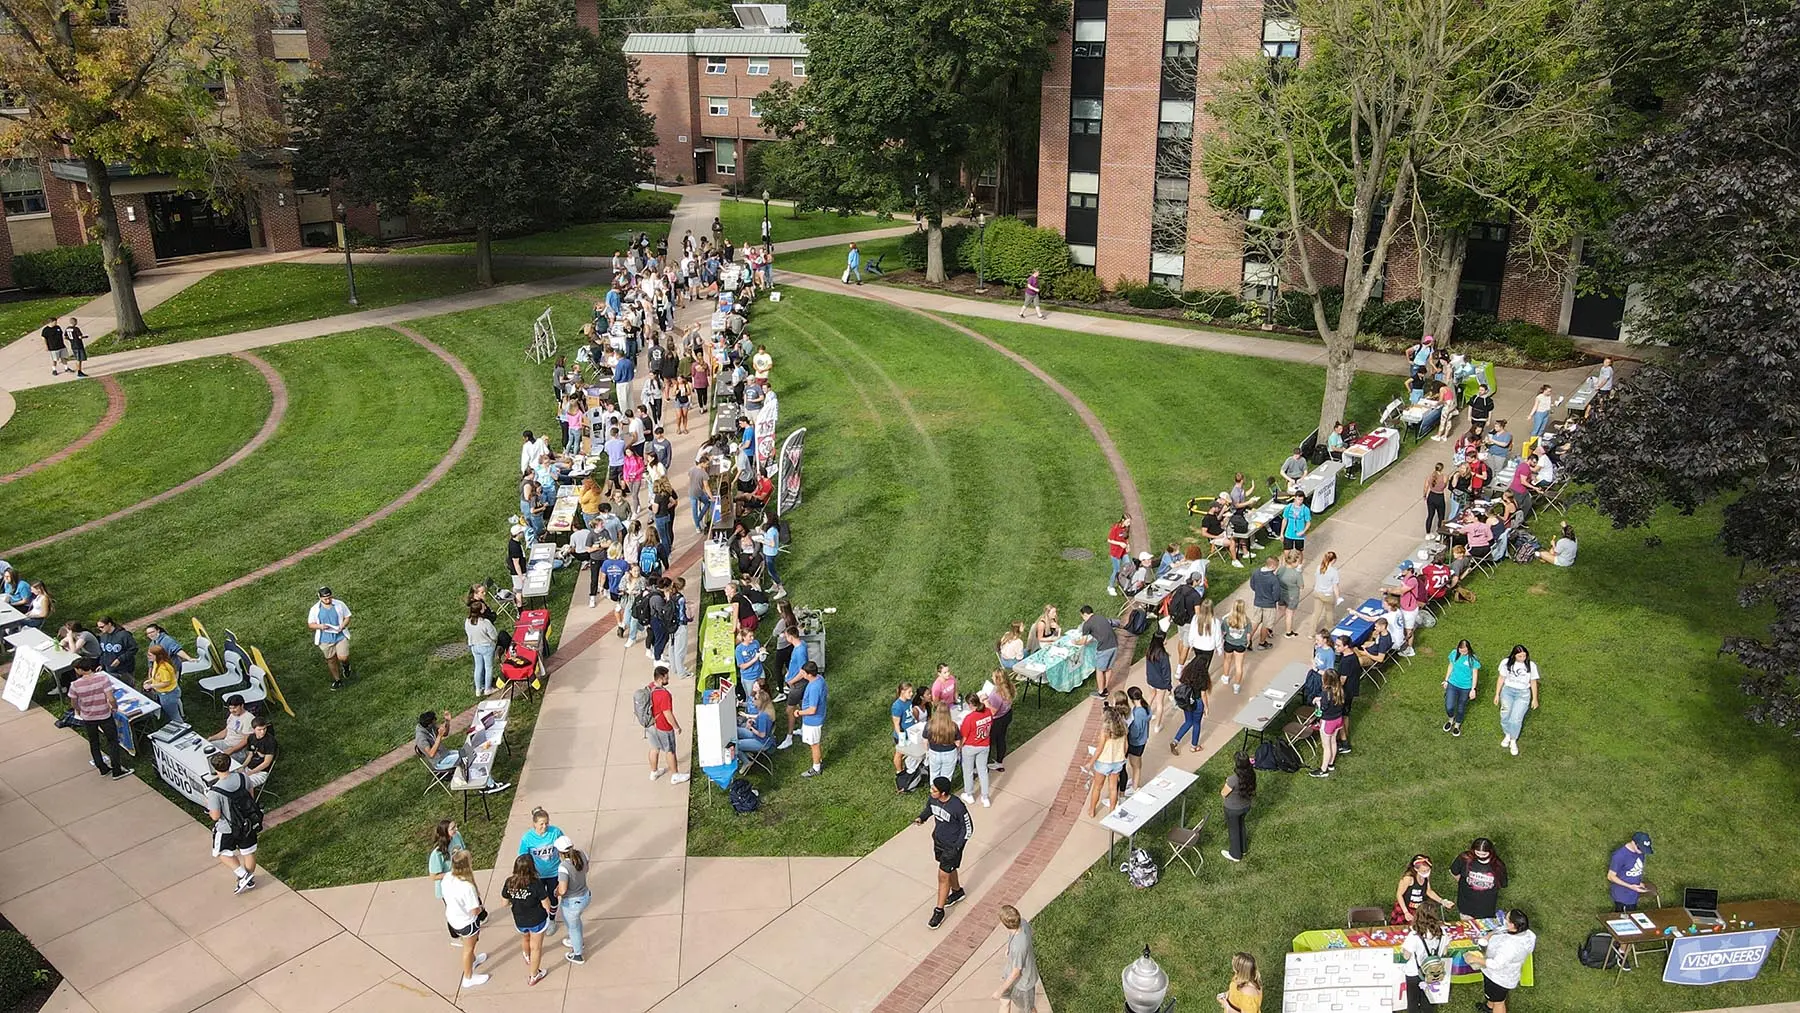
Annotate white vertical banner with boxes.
[754,389,781,473]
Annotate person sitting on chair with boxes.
[737,683,777,753]
[414,711,512,794]
[242,717,278,789]
[1356,618,1397,668]
[211,695,255,760]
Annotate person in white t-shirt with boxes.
[1399,903,1450,1012]
[440,849,492,989]
[1469,909,1537,1013]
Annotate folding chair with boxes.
[1166,814,1208,877]
[1361,659,1389,692]
[738,743,776,779]
[179,636,216,680]
[198,653,246,700]
[1348,906,1388,928]
[1283,717,1319,766]
[417,749,456,798]
[251,759,279,807]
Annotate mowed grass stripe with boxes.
[0,356,273,549]
[7,329,463,623]
[0,380,109,478]
[685,288,1119,857]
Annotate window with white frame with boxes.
[1164,16,1198,59]
[1068,171,1100,210]
[1262,18,1299,60]
[748,97,763,118]
[1158,99,1194,139]
[747,58,770,75]
[1074,19,1105,58]
[1151,252,1185,291]
[1,161,45,215]
[707,97,729,116]
[1242,257,1279,306]
[713,141,737,175]
[1069,243,1097,267]
[792,58,806,76]
[705,57,727,75]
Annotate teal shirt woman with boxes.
[1441,639,1481,736]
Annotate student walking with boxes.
[1442,639,1481,737]
[41,317,65,375]
[844,243,863,285]
[65,319,88,376]
[914,777,973,929]
[992,905,1041,1012]
[555,837,592,965]
[502,854,553,987]
[1170,656,1210,754]
[1495,644,1540,755]
[442,849,491,988]
[1020,270,1045,319]
[306,587,353,690]
[205,752,258,892]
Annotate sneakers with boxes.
[1399,647,1416,657]
[566,952,585,965]
[1233,683,1242,694]
[650,768,665,780]
[589,596,597,608]
[562,937,575,948]
[1285,631,1299,638]
[980,797,991,808]
[1106,586,1119,597]
[1231,559,1244,568]
[233,872,257,894]
[482,781,513,794]
[671,773,691,784]
[928,907,946,929]
[1443,721,1454,733]
[944,888,966,908]
[461,973,490,988]
[528,969,547,987]
[959,792,974,804]
[1452,723,1463,737]
[1337,742,1352,755]
[801,766,820,778]
[776,737,794,750]
[1221,850,1241,863]
[1309,767,1332,778]
[1508,740,1519,756]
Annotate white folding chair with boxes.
[179,636,215,680]
[236,666,269,708]
[199,652,247,700]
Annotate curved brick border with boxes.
[127,327,483,628]
[0,353,290,558]
[0,375,126,484]
[867,299,1143,1013]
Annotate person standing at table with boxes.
[142,644,183,726]
[1280,492,1312,561]
[307,587,352,690]
[70,658,131,778]
[1216,952,1262,1013]
[466,606,499,696]
[1607,832,1654,911]
[1309,667,1346,778]
[1485,420,1514,473]
[993,904,1041,1012]
[1104,515,1132,595]
[1399,903,1450,1011]
[1469,909,1537,1013]
[1076,605,1120,699]
[796,662,827,778]
[914,776,973,929]
[1393,854,1454,923]
[95,617,137,680]
[984,668,1016,772]
[1219,750,1255,863]
[1309,551,1342,633]
[1280,448,1309,492]
[1451,837,1508,921]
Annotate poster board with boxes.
[250,646,295,717]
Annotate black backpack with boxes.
[220,779,264,836]
[1578,930,1617,969]
[650,593,676,624]
[1123,608,1150,636]
[631,594,653,624]
[728,778,760,814]
[1253,740,1303,773]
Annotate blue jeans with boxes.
[1531,410,1549,437]
[692,495,713,532]
[1445,684,1472,724]
[1500,685,1532,740]
[763,554,780,586]
[737,730,773,752]
[560,891,590,957]
[927,748,958,785]
[1174,703,1205,747]
[157,687,185,726]
[1109,555,1124,585]
[470,643,496,695]
[656,516,675,565]
[846,263,862,282]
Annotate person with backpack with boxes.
[1219,751,1255,863]
[668,577,694,679]
[645,580,674,664]
[1170,655,1211,755]
[641,667,690,784]
[1400,902,1450,1010]
[1468,909,1536,1013]
[913,777,973,929]
[206,751,260,894]
[621,564,647,645]
[1142,632,1173,736]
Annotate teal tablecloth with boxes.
[1017,634,1099,693]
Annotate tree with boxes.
[764,0,1067,281]
[294,0,653,285]
[751,79,900,216]
[0,0,280,337]
[1567,8,1800,730]
[1201,0,1603,438]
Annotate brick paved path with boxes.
[1,375,125,483]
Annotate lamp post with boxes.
[1121,946,1171,1013]
[334,203,360,307]
[761,189,772,249]
[975,211,990,294]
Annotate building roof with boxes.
[623,31,808,58]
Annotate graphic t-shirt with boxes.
[959,709,993,747]
[891,698,917,736]
[504,876,551,929]
[1609,845,1646,904]
[1451,853,1506,919]
[519,827,562,878]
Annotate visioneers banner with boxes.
[755,389,781,473]
[1663,929,1780,985]
[777,427,807,516]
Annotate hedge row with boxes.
[898,217,1071,286]
[13,242,132,294]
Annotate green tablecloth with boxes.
[1017,634,1099,693]
[699,605,737,686]
[1292,913,1534,986]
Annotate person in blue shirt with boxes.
[890,681,919,775]
[612,352,636,409]
[1157,543,1182,577]
[141,623,194,664]
[845,243,863,285]
[777,629,809,747]
[599,547,631,620]
[796,663,827,776]
[1281,493,1313,557]
[517,807,565,932]
[737,684,776,752]
[733,626,766,696]
[1,566,29,607]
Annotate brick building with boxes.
[624,8,807,188]
[1034,0,1627,338]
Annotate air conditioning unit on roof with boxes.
[732,4,789,30]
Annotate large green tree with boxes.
[1202,0,1602,438]
[294,0,654,284]
[0,0,281,337]
[761,0,1066,281]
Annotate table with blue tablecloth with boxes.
[1330,598,1389,646]
[1012,633,1099,695]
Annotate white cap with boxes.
[553,835,573,851]
[510,524,527,536]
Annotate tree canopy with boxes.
[1567,6,1800,729]
[294,0,653,283]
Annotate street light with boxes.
[334,202,360,307]
[1121,946,1171,1013]
[975,211,990,294]
[761,189,772,248]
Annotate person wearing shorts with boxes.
[1281,493,1312,555]
[306,587,352,689]
[796,663,827,777]
[646,667,690,784]
[1470,909,1536,1013]
[41,317,66,375]
[502,855,553,987]
[205,752,258,893]
[914,777,973,929]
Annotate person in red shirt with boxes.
[1105,515,1131,596]
[958,693,994,807]
[646,667,690,784]
[69,657,131,778]
[1419,561,1454,604]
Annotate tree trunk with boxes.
[926,219,946,283]
[1318,327,1357,440]
[1418,229,1467,343]
[475,225,495,287]
[84,156,146,339]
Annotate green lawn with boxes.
[91,262,577,352]
[0,292,96,350]
[6,329,462,623]
[719,199,898,245]
[683,287,1119,857]
[405,219,675,257]
[0,380,109,477]
[0,357,271,550]
[1032,504,1800,1013]
[773,235,908,280]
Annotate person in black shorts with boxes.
[205,752,259,894]
[915,777,973,929]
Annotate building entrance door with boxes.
[146,191,252,260]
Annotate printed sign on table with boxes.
[2,646,44,711]
[1664,929,1780,986]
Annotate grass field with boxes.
[6,329,462,623]
[0,380,109,477]
[405,219,675,257]
[1031,504,1800,1013]
[719,199,896,244]
[85,262,579,352]
[682,287,1120,857]
[0,357,272,550]
[775,236,908,280]
[0,292,96,350]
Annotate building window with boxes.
[1,161,45,215]
[1157,100,1194,139]
[1262,17,1300,60]
[748,97,763,118]
[708,97,729,116]
[792,58,806,77]
[1071,97,1102,135]
[1151,253,1185,288]
[976,167,998,187]
[1165,17,1199,44]
[1243,258,1279,306]
[1073,19,1105,58]
[1068,171,1100,195]
[747,58,770,76]
[1164,40,1197,60]
[713,141,737,175]
[1069,243,1097,267]
[1068,193,1099,210]
[705,57,727,75]
[272,0,303,29]
[1469,222,1510,243]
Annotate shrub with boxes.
[1126,285,1181,310]
[611,190,679,219]
[899,224,972,273]
[1523,331,1576,362]
[957,216,1070,286]
[0,931,53,1009]
[1452,311,1500,345]
[13,242,131,294]
[1184,289,1244,318]
[1361,297,1424,338]
[1113,276,1146,301]
[1051,269,1103,303]
[1274,286,1342,330]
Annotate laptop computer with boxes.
[1684,888,1723,926]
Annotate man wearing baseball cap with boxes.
[306,587,353,690]
[1606,832,1655,912]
